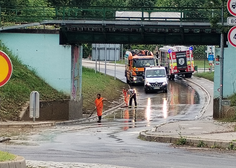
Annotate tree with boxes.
[127,0,156,8]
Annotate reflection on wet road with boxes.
[105,80,200,131]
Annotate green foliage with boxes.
[197,141,206,147]
[228,142,235,150]
[82,43,92,58]
[127,0,156,8]
[176,136,187,145]
[124,44,157,53]
[193,46,206,60]
[194,72,214,81]
[0,151,16,162]
[228,94,236,106]
[176,125,187,145]
[91,0,127,6]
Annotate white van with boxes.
[144,66,168,93]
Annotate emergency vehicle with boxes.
[159,46,194,80]
[125,50,156,84]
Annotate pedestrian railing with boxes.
[0,6,224,26]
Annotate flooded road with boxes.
[1,61,227,168]
[103,79,201,132]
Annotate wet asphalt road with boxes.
[1,61,236,168]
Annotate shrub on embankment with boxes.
[0,41,68,120]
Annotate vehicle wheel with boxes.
[164,89,167,93]
[185,73,192,78]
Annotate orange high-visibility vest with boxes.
[95,97,104,116]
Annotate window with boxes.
[133,59,155,68]
[146,69,166,78]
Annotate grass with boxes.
[82,67,127,113]
[194,59,212,69]
[0,151,16,162]
[193,72,214,81]
[110,60,125,64]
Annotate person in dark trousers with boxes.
[128,88,137,108]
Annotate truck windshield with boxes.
[146,69,166,78]
[133,59,155,68]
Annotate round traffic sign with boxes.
[228,26,236,47]
[0,51,13,87]
[227,0,236,16]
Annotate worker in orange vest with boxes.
[123,88,129,107]
[95,93,107,123]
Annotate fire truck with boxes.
[125,50,156,84]
[159,46,194,80]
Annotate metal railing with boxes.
[0,6,223,25]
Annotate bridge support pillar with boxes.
[69,45,83,120]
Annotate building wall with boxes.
[0,33,71,94]
[214,44,236,98]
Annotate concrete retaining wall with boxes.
[0,156,26,168]
[20,99,83,121]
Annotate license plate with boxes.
[154,86,160,89]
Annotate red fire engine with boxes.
[159,46,194,80]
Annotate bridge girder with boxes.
[59,22,226,46]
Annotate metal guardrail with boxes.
[0,6,223,25]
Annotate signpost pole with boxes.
[114,46,117,80]
[33,92,36,122]
[105,45,107,75]
[219,0,225,116]
[95,44,97,73]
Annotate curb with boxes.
[184,77,211,119]
[0,156,26,168]
[139,131,236,149]
[0,122,55,128]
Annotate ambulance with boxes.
[159,46,194,80]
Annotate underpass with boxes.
[0,60,218,168]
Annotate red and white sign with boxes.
[228,26,236,47]
[228,0,236,16]
[0,51,13,87]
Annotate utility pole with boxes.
[219,0,225,116]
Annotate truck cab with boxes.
[144,66,168,93]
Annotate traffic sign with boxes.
[0,51,13,87]
[227,0,236,16]
[228,26,236,47]
[208,54,214,61]
[227,17,236,25]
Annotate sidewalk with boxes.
[140,76,236,149]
